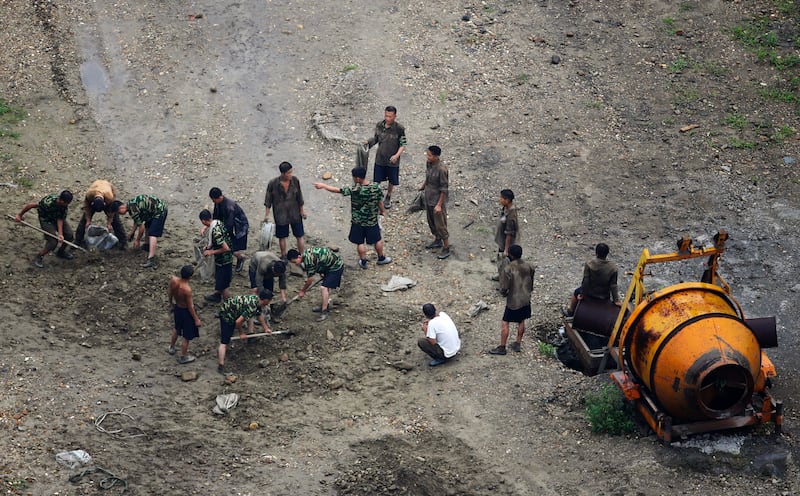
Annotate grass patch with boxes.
[731,15,800,72]
[515,73,530,83]
[438,90,447,104]
[724,113,748,129]
[678,2,696,12]
[730,137,758,149]
[774,125,796,142]
[672,86,700,105]
[0,98,26,139]
[760,87,800,103]
[537,341,556,357]
[585,383,635,435]
[341,64,358,72]
[668,58,690,72]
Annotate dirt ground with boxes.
[2,0,800,494]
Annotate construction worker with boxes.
[75,179,126,249]
[490,244,535,355]
[117,194,168,268]
[15,190,75,268]
[217,290,273,375]
[286,247,343,322]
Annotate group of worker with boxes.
[13,105,621,373]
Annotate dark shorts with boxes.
[173,306,199,340]
[276,221,305,239]
[219,317,235,345]
[232,233,247,252]
[503,304,531,323]
[215,263,233,291]
[321,267,344,290]
[374,164,399,186]
[348,223,382,245]
[145,209,167,238]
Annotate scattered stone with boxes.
[790,284,800,293]
[326,330,335,340]
[279,353,289,362]
[680,124,700,132]
[784,156,795,165]
[551,55,561,64]
[249,422,259,430]
[322,172,333,180]
[392,361,415,372]
[462,13,471,21]
[328,378,345,390]
[258,359,271,368]
[225,374,237,384]
[80,342,92,348]
[180,371,198,382]
[131,352,141,361]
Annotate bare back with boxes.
[169,276,193,308]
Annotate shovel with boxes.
[272,278,323,320]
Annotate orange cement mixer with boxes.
[602,231,781,442]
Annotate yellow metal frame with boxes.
[607,230,733,358]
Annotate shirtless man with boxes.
[168,265,202,364]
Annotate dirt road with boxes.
[1,0,799,494]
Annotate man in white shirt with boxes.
[418,303,461,367]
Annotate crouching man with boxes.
[217,289,273,375]
[418,303,461,367]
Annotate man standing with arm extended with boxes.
[420,145,451,259]
[314,166,392,269]
[364,106,406,209]
[490,244,535,355]
[217,290,273,375]
[418,303,461,367]
[117,194,168,268]
[264,161,306,259]
[15,190,75,268]
[248,250,288,302]
[168,265,202,364]
[75,179,127,249]
[209,187,249,273]
[199,209,233,303]
[286,247,344,322]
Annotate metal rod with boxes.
[6,214,88,252]
[231,330,292,340]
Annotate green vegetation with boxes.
[725,113,748,129]
[774,125,796,142]
[672,86,700,105]
[678,2,696,12]
[537,341,556,357]
[730,137,758,149]
[515,73,530,83]
[341,64,358,72]
[585,383,636,435]
[668,58,690,72]
[0,98,26,139]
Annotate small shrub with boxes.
[537,341,555,357]
[341,64,358,72]
[585,383,635,435]
[678,2,696,12]
[515,73,529,83]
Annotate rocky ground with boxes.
[1,0,800,494]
